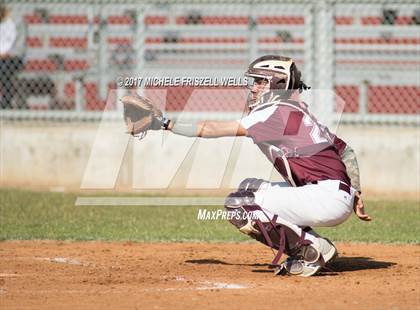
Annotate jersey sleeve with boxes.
[333,136,347,156]
[238,106,286,144]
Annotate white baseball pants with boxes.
[252,180,356,228]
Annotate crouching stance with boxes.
[121,54,372,277]
[225,178,338,277]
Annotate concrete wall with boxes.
[1,121,419,197]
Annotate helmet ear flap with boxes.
[288,63,302,90]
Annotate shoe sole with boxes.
[298,240,338,277]
[322,238,338,265]
[280,259,322,277]
[275,239,339,278]
[298,262,322,277]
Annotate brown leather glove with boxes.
[121,95,164,137]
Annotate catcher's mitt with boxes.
[121,95,163,138]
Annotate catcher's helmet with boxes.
[245,55,307,109]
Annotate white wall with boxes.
[1,122,419,197]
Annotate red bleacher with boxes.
[336,85,360,113]
[24,13,170,25]
[145,86,247,112]
[26,37,43,48]
[144,37,162,44]
[335,85,419,114]
[24,58,89,72]
[144,16,168,25]
[24,14,43,24]
[257,16,305,25]
[258,37,304,44]
[64,82,75,98]
[179,37,247,44]
[20,9,420,114]
[63,60,89,71]
[23,13,418,26]
[335,16,354,25]
[175,16,249,25]
[361,15,415,25]
[49,14,88,24]
[108,37,133,45]
[336,38,420,44]
[64,82,118,110]
[44,80,420,114]
[368,86,420,114]
[84,83,104,110]
[24,59,57,72]
[395,16,413,25]
[49,37,87,49]
[107,15,134,25]
[144,37,305,44]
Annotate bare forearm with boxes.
[341,145,361,192]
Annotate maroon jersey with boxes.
[239,100,350,187]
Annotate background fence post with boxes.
[314,0,336,126]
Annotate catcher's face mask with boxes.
[245,56,294,111]
[246,75,270,109]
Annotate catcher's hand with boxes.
[121,95,164,137]
[353,192,372,221]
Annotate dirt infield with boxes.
[1,241,419,310]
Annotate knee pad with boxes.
[238,178,267,192]
[224,190,260,235]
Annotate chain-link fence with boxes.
[0,0,419,124]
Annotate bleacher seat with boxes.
[49,15,88,24]
[258,37,304,44]
[361,15,416,25]
[24,59,58,72]
[368,86,419,114]
[336,85,359,113]
[24,14,43,24]
[335,16,353,25]
[257,16,305,25]
[17,6,420,115]
[176,16,249,25]
[63,60,89,71]
[49,37,87,49]
[144,16,168,25]
[107,15,134,25]
[26,37,43,48]
[179,37,247,44]
[336,38,420,44]
[147,86,247,112]
[108,37,133,46]
[64,82,75,98]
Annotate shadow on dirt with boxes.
[186,256,396,274]
[185,259,271,267]
[328,256,396,272]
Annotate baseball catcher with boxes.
[121,55,371,277]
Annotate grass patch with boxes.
[0,189,419,243]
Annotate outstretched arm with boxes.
[167,120,247,138]
[121,94,247,138]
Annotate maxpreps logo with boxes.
[196,208,258,221]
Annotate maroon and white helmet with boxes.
[245,55,307,108]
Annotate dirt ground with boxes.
[0,241,419,310]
